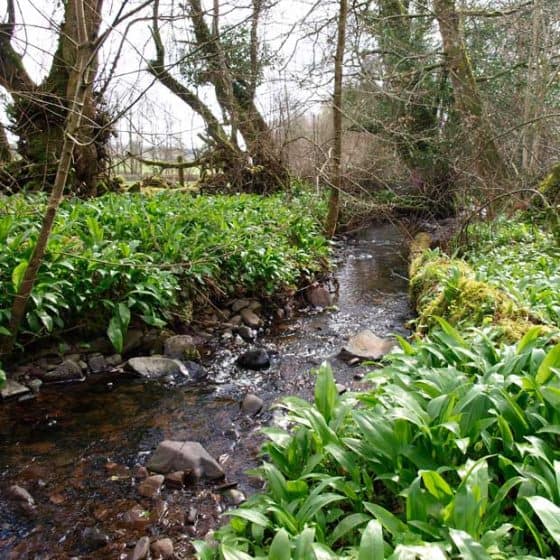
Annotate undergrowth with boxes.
[0,190,328,353]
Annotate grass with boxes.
[0,188,329,354]
[196,213,560,559]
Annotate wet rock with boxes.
[164,471,185,489]
[236,348,270,371]
[336,383,347,395]
[42,359,84,383]
[241,394,264,416]
[138,474,165,498]
[27,378,43,394]
[231,299,251,313]
[248,301,262,312]
[121,505,152,529]
[134,465,149,479]
[106,354,122,366]
[241,308,262,328]
[183,360,207,381]
[237,325,255,342]
[230,315,243,326]
[163,335,199,361]
[186,506,198,524]
[82,527,110,551]
[87,353,107,373]
[1,380,31,400]
[341,330,395,361]
[151,538,174,559]
[223,489,246,505]
[147,441,224,480]
[306,284,332,308]
[7,485,34,505]
[130,536,150,560]
[127,356,187,379]
[123,328,144,354]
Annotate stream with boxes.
[0,223,411,559]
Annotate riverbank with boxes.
[198,212,560,559]
[0,189,330,385]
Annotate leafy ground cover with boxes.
[198,215,560,559]
[0,189,328,354]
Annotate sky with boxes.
[0,0,335,152]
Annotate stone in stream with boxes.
[236,348,270,370]
[231,298,251,313]
[130,536,151,560]
[126,356,189,379]
[7,485,36,516]
[147,441,224,480]
[237,325,255,342]
[87,353,108,373]
[305,284,332,308]
[163,334,199,361]
[42,359,84,383]
[183,360,207,381]
[241,394,264,416]
[151,538,174,559]
[1,380,31,400]
[81,527,110,551]
[341,330,395,361]
[138,474,165,498]
[241,308,262,328]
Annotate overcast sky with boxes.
[1,0,335,152]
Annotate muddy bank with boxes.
[0,223,411,559]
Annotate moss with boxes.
[538,163,560,206]
[409,232,543,342]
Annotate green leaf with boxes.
[0,326,11,336]
[364,503,408,537]
[269,529,291,560]
[536,343,560,385]
[12,260,28,292]
[314,361,338,423]
[517,326,543,354]
[420,470,453,500]
[224,509,272,529]
[359,520,384,560]
[107,315,124,353]
[525,496,560,546]
[37,310,53,333]
[221,545,255,560]
[448,529,491,560]
[329,513,371,546]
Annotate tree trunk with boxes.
[434,0,508,185]
[0,0,98,358]
[0,121,11,163]
[0,0,107,196]
[325,0,348,238]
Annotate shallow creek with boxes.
[0,223,411,559]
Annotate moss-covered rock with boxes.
[538,163,560,207]
[409,233,542,342]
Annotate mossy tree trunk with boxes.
[0,0,108,195]
[433,0,509,186]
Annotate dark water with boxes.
[0,223,410,559]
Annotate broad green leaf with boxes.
[12,260,28,292]
[314,362,338,423]
[395,335,415,355]
[107,315,124,353]
[37,310,53,333]
[448,529,491,560]
[517,327,543,354]
[420,470,453,500]
[293,527,315,560]
[221,545,255,560]
[433,316,466,346]
[364,503,408,537]
[329,513,371,546]
[224,509,272,529]
[0,326,11,336]
[536,343,560,385]
[269,529,291,560]
[358,519,384,560]
[525,496,560,546]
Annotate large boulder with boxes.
[147,441,224,479]
[126,356,188,379]
[341,330,394,361]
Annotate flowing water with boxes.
[0,223,411,559]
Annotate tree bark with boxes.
[0,0,107,195]
[0,121,11,163]
[1,0,98,358]
[325,0,348,238]
[434,0,509,185]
